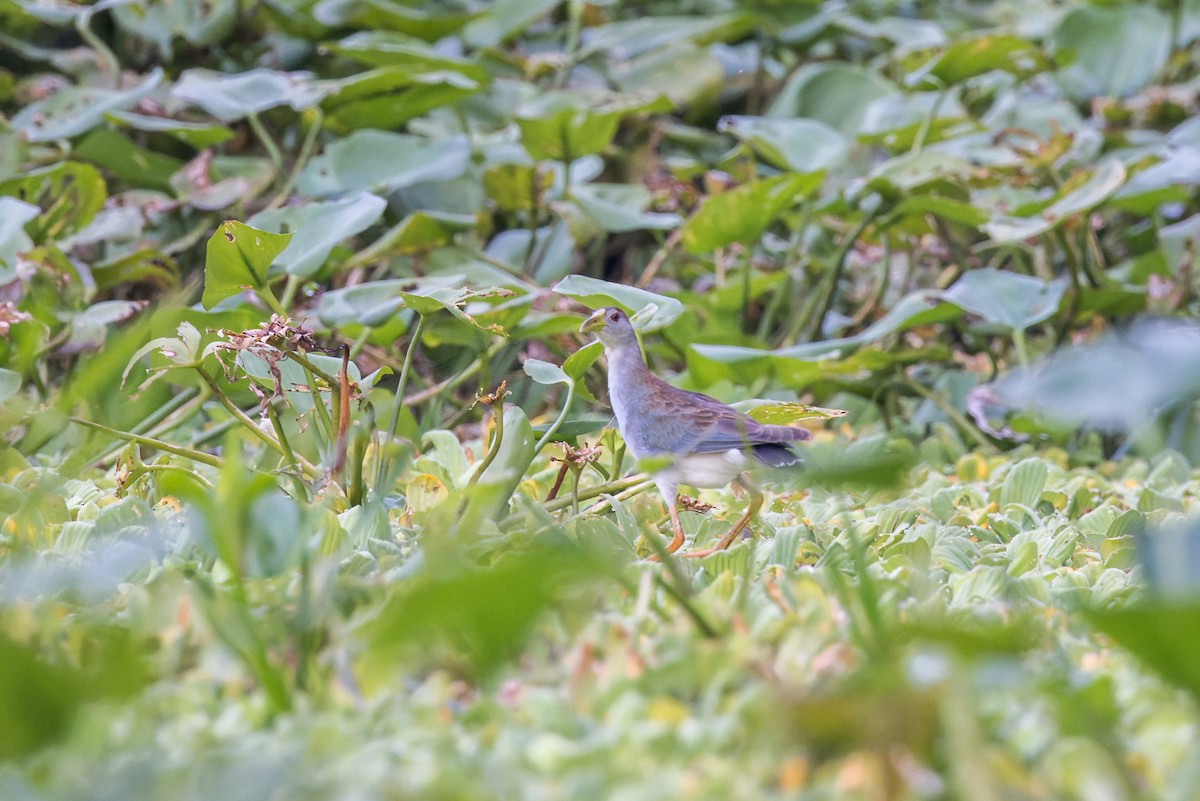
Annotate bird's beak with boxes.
[579,309,606,334]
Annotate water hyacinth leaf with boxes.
[0,197,37,277]
[571,183,681,232]
[906,33,1050,88]
[11,68,163,142]
[298,131,470,196]
[106,111,234,148]
[172,69,327,120]
[737,402,848,426]
[523,358,570,387]
[398,285,511,334]
[555,275,683,332]
[562,340,602,381]
[718,116,849,173]
[462,0,560,47]
[73,129,184,193]
[327,31,489,81]
[681,173,820,253]
[941,269,1067,332]
[247,192,387,277]
[0,367,19,403]
[983,159,1126,242]
[515,91,670,161]
[767,62,893,135]
[112,0,237,54]
[577,13,753,60]
[0,162,107,243]
[201,221,294,309]
[612,41,725,106]
[1051,3,1172,100]
[322,68,482,131]
[312,0,479,39]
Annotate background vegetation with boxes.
[4,0,1200,797]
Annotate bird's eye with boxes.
[609,311,620,321]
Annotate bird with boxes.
[579,306,809,557]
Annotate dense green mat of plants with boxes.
[5,0,1200,797]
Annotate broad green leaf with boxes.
[106,111,234,148]
[297,131,470,197]
[462,0,560,47]
[562,340,602,381]
[523,358,570,387]
[322,67,481,131]
[201,221,294,309]
[983,159,1126,243]
[905,33,1050,87]
[113,0,237,54]
[554,275,683,332]
[681,174,820,253]
[327,31,489,81]
[0,367,19,403]
[312,0,479,39]
[248,192,387,277]
[738,402,847,425]
[719,116,848,173]
[455,405,537,533]
[11,68,163,141]
[515,91,670,161]
[0,162,106,243]
[612,41,725,106]
[1052,4,1172,100]
[172,68,327,120]
[73,129,183,193]
[999,458,1049,507]
[571,183,680,232]
[0,197,37,278]
[767,62,893,135]
[941,269,1066,332]
[1087,603,1200,701]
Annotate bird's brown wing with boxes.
[651,381,810,455]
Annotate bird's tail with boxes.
[751,442,802,468]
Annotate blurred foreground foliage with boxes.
[5,0,1200,798]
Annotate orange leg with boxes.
[684,477,763,559]
[665,496,686,554]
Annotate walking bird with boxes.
[580,306,808,557]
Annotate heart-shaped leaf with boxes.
[202,221,294,309]
[554,275,683,332]
[248,193,387,277]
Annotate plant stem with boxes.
[248,111,284,178]
[377,314,426,490]
[266,108,324,210]
[533,381,576,456]
[803,209,878,343]
[69,417,224,468]
[900,374,998,453]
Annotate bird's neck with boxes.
[605,340,653,425]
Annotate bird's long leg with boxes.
[665,496,686,554]
[684,476,763,559]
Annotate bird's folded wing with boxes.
[653,388,810,454]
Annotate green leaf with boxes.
[247,193,387,277]
[0,162,107,243]
[999,458,1048,507]
[312,0,479,40]
[738,401,847,425]
[322,67,481,132]
[112,0,237,54]
[106,110,235,148]
[681,174,820,253]
[906,33,1050,87]
[201,221,294,310]
[718,116,849,173]
[941,268,1067,332]
[1052,4,1172,100]
[172,68,326,120]
[554,275,683,332]
[523,357,571,387]
[767,62,893,135]
[326,31,489,81]
[0,367,19,403]
[571,183,681,232]
[11,68,163,141]
[983,159,1127,242]
[515,91,670,161]
[73,129,184,193]
[0,197,37,278]
[1087,603,1200,701]
[297,130,470,197]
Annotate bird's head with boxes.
[580,306,638,350]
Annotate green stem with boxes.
[533,381,576,456]
[94,387,204,466]
[377,314,426,489]
[75,8,120,88]
[278,274,302,311]
[266,108,324,210]
[900,375,998,453]
[69,416,224,468]
[910,86,948,155]
[248,112,284,178]
[256,286,289,317]
[195,367,320,478]
[804,209,878,343]
[266,404,308,498]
